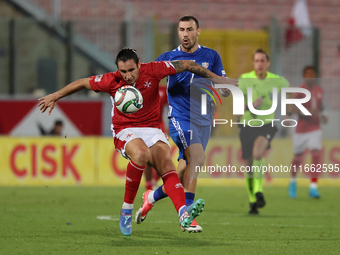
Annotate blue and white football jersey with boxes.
[156,45,226,126]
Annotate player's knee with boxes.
[132,148,151,166]
[252,151,263,161]
[191,153,205,167]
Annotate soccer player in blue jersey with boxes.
[135,15,237,232]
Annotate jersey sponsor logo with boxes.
[95,74,103,82]
[144,81,152,89]
[202,62,209,68]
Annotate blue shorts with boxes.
[169,117,211,162]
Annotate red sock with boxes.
[311,150,321,182]
[124,161,145,204]
[162,170,186,213]
[291,155,303,178]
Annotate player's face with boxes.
[253,53,270,74]
[304,68,317,86]
[54,125,63,136]
[117,60,140,84]
[178,20,201,52]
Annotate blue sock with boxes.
[185,192,195,206]
[153,185,168,202]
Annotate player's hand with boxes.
[253,97,263,108]
[221,77,238,87]
[220,88,231,97]
[38,93,58,115]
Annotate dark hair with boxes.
[178,15,199,29]
[55,120,63,126]
[115,48,140,67]
[253,49,270,61]
[303,65,316,75]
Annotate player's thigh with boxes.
[306,130,323,151]
[252,136,269,160]
[292,132,308,154]
[125,138,151,164]
[252,125,277,160]
[183,123,209,163]
[149,141,175,175]
[114,128,149,161]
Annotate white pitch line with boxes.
[96,216,339,229]
[96,215,119,221]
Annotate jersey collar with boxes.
[177,44,201,52]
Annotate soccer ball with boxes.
[114,85,143,114]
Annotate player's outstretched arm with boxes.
[38,78,91,115]
[170,60,238,87]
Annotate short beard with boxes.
[181,40,197,52]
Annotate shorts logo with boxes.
[202,62,209,68]
[267,134,271,139]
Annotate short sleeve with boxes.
[149,61,177,80]
[213,51,227,77]
[89,73,115,93]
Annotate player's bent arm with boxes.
[170,60,220,79]
[38,78,91,115]
[170,60,238,86]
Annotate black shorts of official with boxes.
[239,123,278,160]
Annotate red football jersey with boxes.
[295,83,324,133]
[89,61,176,135]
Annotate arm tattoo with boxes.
[170,60,185,73]
[187,61,214,78]
[170,60,215,78]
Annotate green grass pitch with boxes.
[1,186,339,255]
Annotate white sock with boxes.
[310,183,318,189]
[290,178,297,183]
[122,202,133,210]
[148,190,155,204]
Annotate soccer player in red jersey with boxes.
[38,48,232,236]
[288,66,328,199]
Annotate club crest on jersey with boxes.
[144,81,152,88]
[202,62,209,68]
[95,74,103,82]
